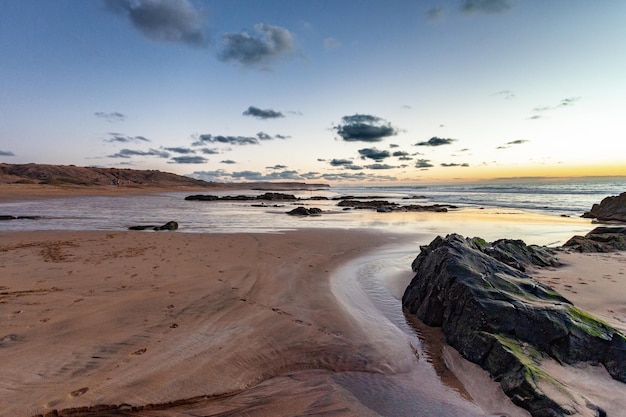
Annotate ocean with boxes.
[1,179,624,246]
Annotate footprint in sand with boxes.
[70,387,89,397]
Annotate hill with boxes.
[0,163,328,190]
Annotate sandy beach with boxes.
[1,185,625,417]
[0,228,415,416]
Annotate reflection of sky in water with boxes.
[0,191,596,246]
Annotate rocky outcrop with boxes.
[0,215,40,220]
[582,192,626,223]
[286,207,322,216]
[185,192,297,202]
[563,226,626,252]
[128,221,178,231]
[402,234,626,417]
[337,199,456,213]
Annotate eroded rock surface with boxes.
[582,192,626,223]
[402,234,626,417]
[563,226,626,252]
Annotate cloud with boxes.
[200,147,220,154]
[441,162,470,167]
[218,23,294,67]
[243,106,284,119]
[105,133,150,143]
[496,139,528,149]
[188,169,228,182]
[193,134,259,146]
[392,151,410,157]
[163,146,195,154]
[104,0,206,46]
[0,150,15,156]
[415,137,457,146]
[108,148,170,158]
[358,148,391,162]
[170,155,208,164]
[557,97,581,107]
[330,159,353,167]
[274,134,290,139]
[95,111,126,122]
[528,115,542,120]
[461,0,512,14]
[334,114,398,142]
[415,159,434,168]
[323,37,341,51]
[365,163,395,170]
[267,164,287,169]
[220,159,237,164]
[256,132,272,140]
[532,97,581,117]
[491,90,515,100]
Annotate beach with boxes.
[1,185,625,416]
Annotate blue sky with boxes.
[1,0,625,184]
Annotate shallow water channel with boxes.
[330,243,531,417]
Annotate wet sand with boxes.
[0,229,416,416]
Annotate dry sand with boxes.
[0,229,410,417]
[532,250,626,333]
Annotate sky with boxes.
[1,0,625,185]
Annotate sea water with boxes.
[1,179,623,245]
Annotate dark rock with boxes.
[286,207,322,216]
[402,195,428,199]
[129,221,178,231]
[184,194,219,201]
[581,192,626,223]
[256,192,297,201]
[337,200,397,209]
[562,226,626,252]
[402,233,626,416]
[0,215,40,220]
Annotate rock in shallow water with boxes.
[402,233,626,417]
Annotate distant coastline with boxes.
[0,163,329,200]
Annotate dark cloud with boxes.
[104,0,206,46]
[200,147,220,154]
[257,132,272,140]
[365,163,395,170]
[392,151,410,157]
[170,155,208,164]
[343,164,363,171]
[528,115,542,120]
[163,146,195,154]
[193,134,259,146]
[95,111,126,122]
[441,163,470,167]
[274,134,290,140]
[108,148,170,158]
[398,156,413,161]
[358,148,391,162]
[330,159,353,167]
[461,0,512,14]
[219,23,294,67]
[267,164,287,169]
[389,144,399,148]
[334,114,398,142]
[415,137,457,146]
[220,160,237,164]
[105,133,150,143]
[415,159,434,168]
[243,106,284,119]
[0,150,15,156]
